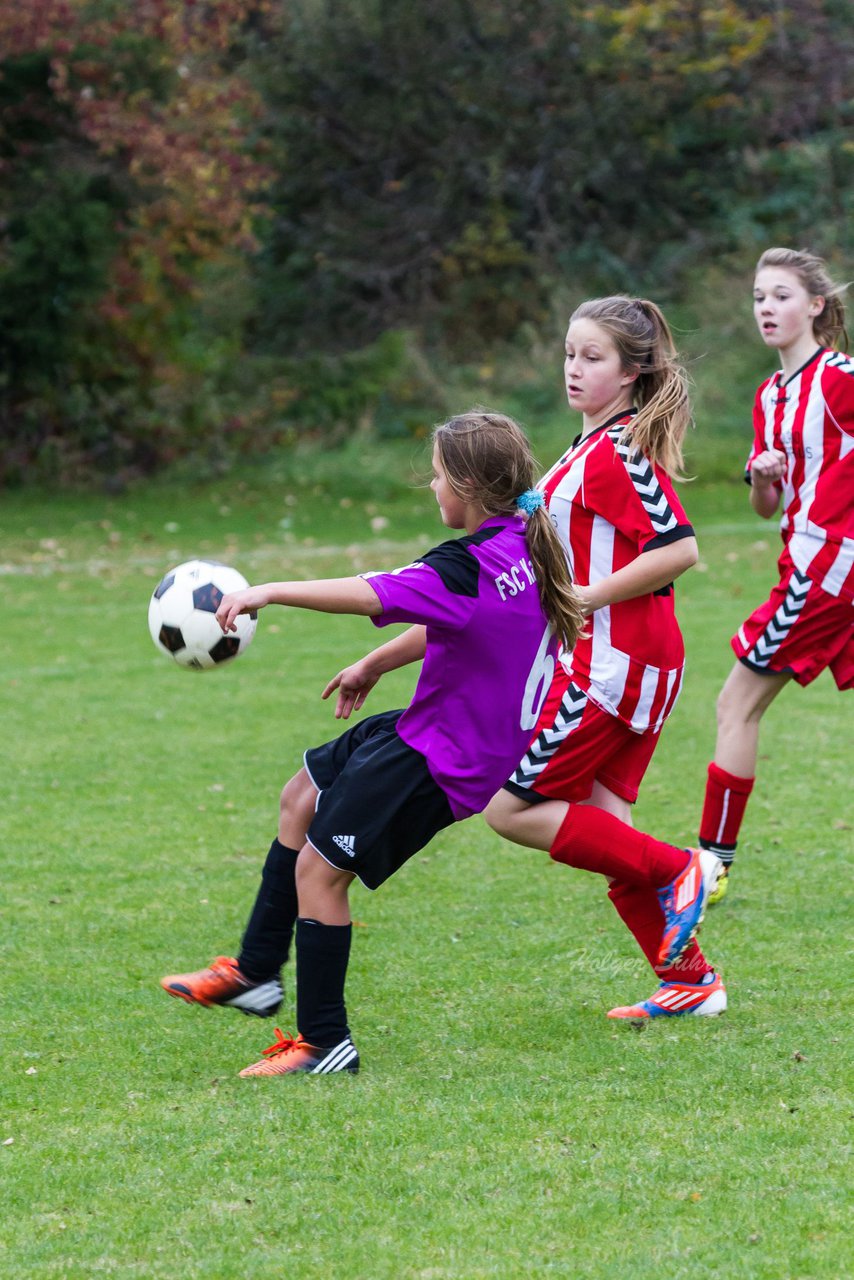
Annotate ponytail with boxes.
[627,300,691,479]
[522,504,586,653]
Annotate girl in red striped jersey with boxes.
[485,296,726,1021]
[698,248,853,902]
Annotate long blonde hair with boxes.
[570,296,691,478]
[432,411,585,652]
[756,247,849,351]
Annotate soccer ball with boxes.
[148,560,258,670]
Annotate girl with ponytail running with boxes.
[485,296,726,1021]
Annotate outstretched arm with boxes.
[322,626,428,719]
[579,537,699,615]
[216,576,383,632]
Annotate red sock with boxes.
[550,804,689,887]
[699,762,754,862]
[607,881,713,982]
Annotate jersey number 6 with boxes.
[520,625,555,732]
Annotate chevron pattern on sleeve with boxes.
[747,570,812,666]
[610,431,679,536]
[510,681,588,788]
[823,351,854,378]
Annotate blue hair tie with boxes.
[515,489,545,515]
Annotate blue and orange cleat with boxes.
[239,1028,360,1077]
[607,972,727,1020]
[657,848,723,967]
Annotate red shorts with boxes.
[732,548,854,689]
[505,666,659,805]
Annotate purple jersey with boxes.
[363,516,557,819]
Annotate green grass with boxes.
[2,451,851,1279]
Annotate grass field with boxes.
[2,442,851,1279]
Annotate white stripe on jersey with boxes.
[754,351,854,571]
[787,531,822,579]
[633,664,662,732]
[588,512,616,695]
[790,369,830,534]
[541,420,689,732]
[821,537,854,597]
[652,665,681,735]
[539,447,584,578]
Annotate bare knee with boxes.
[716,664,786,732]
[295,845,354,923]
[484,790,521,840]
[484,789,567,852]
[715,680,744,733]
[279,768,317,828]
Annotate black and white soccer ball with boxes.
[148,560,258,670]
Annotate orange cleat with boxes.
[239,1028,360,1077]
[607,972,727,1020]
[160,955,283,1018]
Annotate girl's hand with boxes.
[575,585,596,617]
[216,586,269,633]
[321,659,381,719]
[750,449,787,486]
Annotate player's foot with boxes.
[657,848,722,967]
[160,955,283,1017]
[239,1028,360,1076]
[706,865,730,905]
[607,972,727,1020]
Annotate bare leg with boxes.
[296,844,355,925]
[582,780,633,828]
[485,779,632,852]
[484,788,569,850]
[713,661,792,778]
[279,767,319,847]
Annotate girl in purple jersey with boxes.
[161,411,584,1076]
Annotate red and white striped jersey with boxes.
[747,348,854,602]
[539,411,695,733]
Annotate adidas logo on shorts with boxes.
[332,834,356,857]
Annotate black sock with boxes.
[296,917,352,1047]
[237,839,299,983]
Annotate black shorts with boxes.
[303,710,456,890]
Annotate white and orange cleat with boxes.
[239,1028,360,1077]
[607,972,727,1020]
[160,956,283,1018]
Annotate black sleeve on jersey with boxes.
[642,524,695,551]
[419,525,502,598]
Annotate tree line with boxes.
[0,1,850,485]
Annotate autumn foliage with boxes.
[1,2,851,485]
[0,0,271,481]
